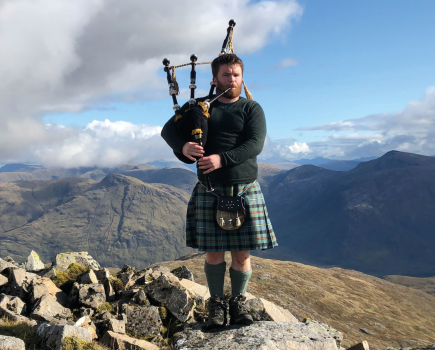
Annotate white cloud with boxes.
[0,0,303,166]
[32,120,170,168]
[288,142,310,154]
[295,87,435,159]
[272,58,300,70]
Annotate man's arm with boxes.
[161,114,196,164]
[219,103,266,167]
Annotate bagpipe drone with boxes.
[162,20,252,191]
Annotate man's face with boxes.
[213,64,243,99]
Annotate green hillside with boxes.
[0,174,195,268]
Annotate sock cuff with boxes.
[204,261,227,274]
[229,267,252,278]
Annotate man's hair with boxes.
[211,54,244,77]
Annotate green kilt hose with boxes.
[186,180,278,252]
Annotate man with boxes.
[161,54,277,329]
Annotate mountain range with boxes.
[263,150,435,276]
[1,150,434,278]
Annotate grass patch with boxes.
[0,317,39,349]
[52,263,88,288]
[97,302,115,313]
[108,276,124,292]
[62,337,111,350]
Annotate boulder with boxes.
[130,289,150,306]
[347,341,370,350]
[0,335,25,350]
[123,304,162,338]
[75,316,98,340]
[36,323,93,350]
[171,265,194,281]
[118,272,134,289]
[145,274,195,323]
[95,318,126,337]
[95,268,110,281]
[0,258,16,273]
[29,278,69,307]
[174,321,341,350]
[30,294,72,324]
[178,279,209,307]
[70,283,106,309]
[102,278,116,302]
[0,294,25,315]
[53,252,101,272]
[245,297,298,322]
[0,274,8,287]
[101,331,160,350]
[2,268,39,299]
[79,270,98,284]
[25,250,45,271]
[0,305,37,326]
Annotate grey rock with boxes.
[2,268,39,299]
[70,283,106,309]
[245,297,298,322]
[0,307,37,326]
[95,268,110,281]
[29,278,69,307]
[150,265,171,279]
[347,341,370,350]
[123,304,162,338]
[79,307,94,318]
[79,270,98,284]
[53,251,101,272]
[0,294,25,314]
[130,289,150,306]
[118,272,134,289]
[74,316,98,340]
[0,258,16,273]
[145,274,195,322]
[30,294,72,324]
[0,274,8,287]
[96,319,126,336]
[25,250,45,271]
[103,278,116,302]
[173,321,340,350]
[101,331,160,350]
[171,265,194,281]
[120,264,135,273]
[36,323,92,350]
[0,335,26,350]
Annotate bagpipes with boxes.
[162,20,252,191]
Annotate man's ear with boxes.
[212,76,217,85]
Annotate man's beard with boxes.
[215,79,242,99]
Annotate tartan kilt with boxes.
[186,180,278,252]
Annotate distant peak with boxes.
[352,150,435,174]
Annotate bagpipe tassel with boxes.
[243,80,253,100]
[236,215,241,227]
[219,217,225,227]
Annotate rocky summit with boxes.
[0,251,435,350]
[0,250,346,350]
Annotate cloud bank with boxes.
[0,0,302,167]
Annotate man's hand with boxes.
[198,154,222,174]
[182,142,204,161]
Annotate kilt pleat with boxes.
[186,180,278,252]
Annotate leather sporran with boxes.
[216,196,245,230]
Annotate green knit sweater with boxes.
[161,96,266,184]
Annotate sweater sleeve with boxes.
[161,113,196,164]
[219,103,266,167]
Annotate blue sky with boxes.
[1,0,434,166]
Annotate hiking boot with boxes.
[229,294,254,326]
[204,296,228,330]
